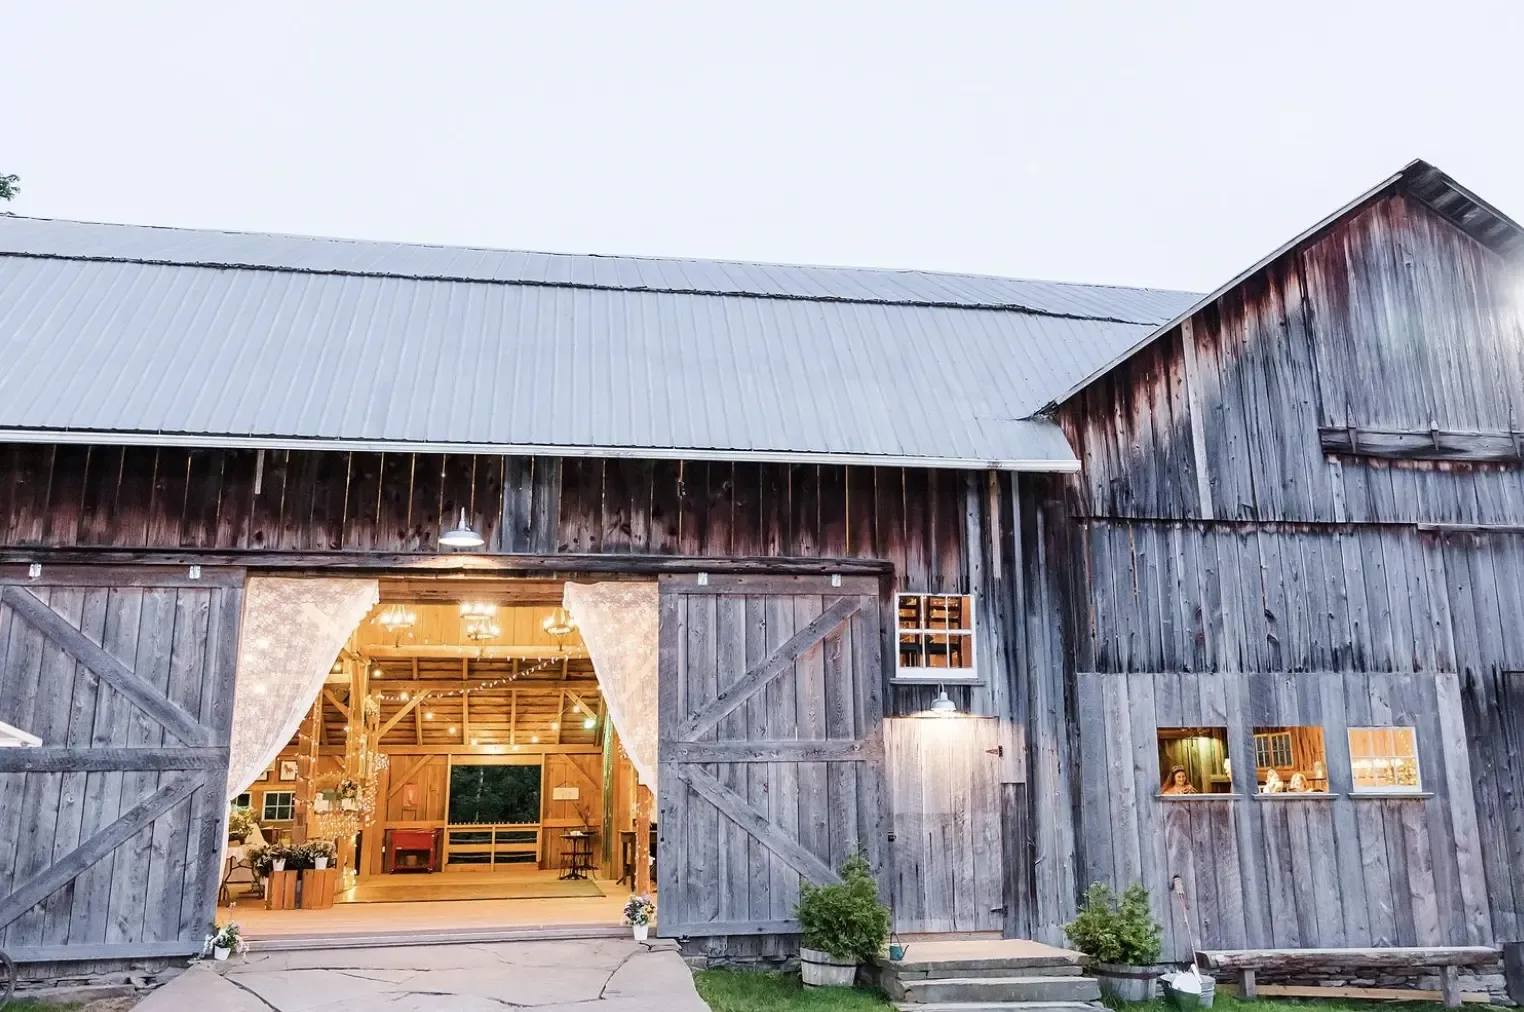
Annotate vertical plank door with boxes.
[657,574,886,937]
[0,565,244,964]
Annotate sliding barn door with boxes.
[0,567,244,964]
[657,574,886,937]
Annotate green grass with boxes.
[693,969,892,1011]
[5,1001,82,1011]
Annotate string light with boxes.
[366,655,567,702]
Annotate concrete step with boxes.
[892,1002,1102,1012]
[885,964,1086,981]
[889,975,1102,1005]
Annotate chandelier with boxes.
[460,602,500,642]
[542,607,577,642]
[377,605,417,645]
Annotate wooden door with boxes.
[885,716,1006,933]
[0,567,244,964]
[657,574,885,937]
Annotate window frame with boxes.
[1348,725,1424,795]
[232,792,252,810]
[262,790,296,822]
[893,593,979,684]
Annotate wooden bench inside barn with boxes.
[1196,947,1501,1008]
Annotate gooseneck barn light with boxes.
[440,508,485,548]
[928,687,958,717]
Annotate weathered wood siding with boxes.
[1055,187,1524,950]
[0,446,1060,944]
[1062,192,1524,526]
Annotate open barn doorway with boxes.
[218,576,658,940]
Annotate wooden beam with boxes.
[323,689,351,720]
[8,941,201,963]
[0,746,227,773]
[1179,316,1215,520]
[0,549,895,576]
[664,740,883,763]
[293,697,322,844]
[675,595,860,742]
[415,700,424,745]
[366,679,601,695]
[0,772,203,930]
[509,688,518,747]
[634,782,653,896]
[1,585,211,747]
[380,744,602,756]
[462,691,471,745]
[376,692,431,740]
[366,644,589,660]
[1320,425,1524,463]
[1197,947,1500,970]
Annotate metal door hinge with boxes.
[985,745,1004,757]
[27,562,42,580]
[188,565,203,580]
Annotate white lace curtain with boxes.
[228,577,379,799]
[563,581,659,799]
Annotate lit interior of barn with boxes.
[217,576,658,937]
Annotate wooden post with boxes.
[1504,942,1524,1007]
[1440,965,1461,1008]
[338,655,369,876]
[1240,969,1257,1000]
[634,781,653,896]
[292,698,322,844]
[599,705,615,873]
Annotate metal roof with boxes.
[0,216,1199,470]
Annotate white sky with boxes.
[6,1,1521,293]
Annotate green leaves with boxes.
[1064,882,1163,966]
[0,175,17,201]
[794,853,892,963]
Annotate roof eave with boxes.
[0,427,1081,474]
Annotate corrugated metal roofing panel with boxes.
[0,216,1195,322]
[0,217,1200,468]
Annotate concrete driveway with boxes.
[136,937,711,1012]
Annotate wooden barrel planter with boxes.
[801,948,858,988]
[1093,962,1171,1001]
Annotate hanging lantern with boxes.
[377,604,417,644]
[542,607,577,639]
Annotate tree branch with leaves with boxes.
[0,174,18,201]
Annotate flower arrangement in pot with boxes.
[794,853,891,989]
[1064,882,1166,1001]
[265,843,292,873]
[304,840,338,871]
[337,778,361,811]
[624,895,656,941]
[206,920,247,961]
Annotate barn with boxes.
[0,159,1520,989]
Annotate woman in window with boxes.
[1262,768,1286,793]
[1161,766,1198,795]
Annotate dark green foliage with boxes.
[694,969,891,1010]
[794,853,891,963]
[1064,882,1163,966]
[449,763,542,824]
[0,174,17,201]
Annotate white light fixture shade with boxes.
[440,508,485,548]
[928,688,958,717]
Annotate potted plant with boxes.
[794,853,891,989]
[305,840,337,871]
[227,808,258,845]
[268,843,291,873]
[337,778,360,811]
[207,921,246,961]
[1064,882,1167,1001]
[624,895,656,941]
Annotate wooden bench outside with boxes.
[1195,947,1500,1008]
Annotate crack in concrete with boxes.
[223,973,286,1012]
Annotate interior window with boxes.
[261,790,295,822]
[232,792,252,810]
[1156,727,1232,795]
[1349,727,1422,793]
[1252,726,1329,793]
[896,594,976,679]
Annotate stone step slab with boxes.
[889,974,1102,1005]
[885,963,1086,981]
[892,1002,1103,1012]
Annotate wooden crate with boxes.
[265,870,299,910]
[300,867,338,910]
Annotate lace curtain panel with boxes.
[563,580,659,799]
[228,577,379,799]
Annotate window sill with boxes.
[891,674,983,686]
[1252,792,1338,801]
[1156,793,1242,802]
[1350,791,1434,800]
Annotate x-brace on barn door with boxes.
[656,574,885,937]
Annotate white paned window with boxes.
[1348,727,1423,793]
[895,594,976,681]
[262,790,296,822]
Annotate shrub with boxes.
[1064,882,1163,966]
[247,846,274,877]
[794,853,891,963]
[227,808,259,841]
